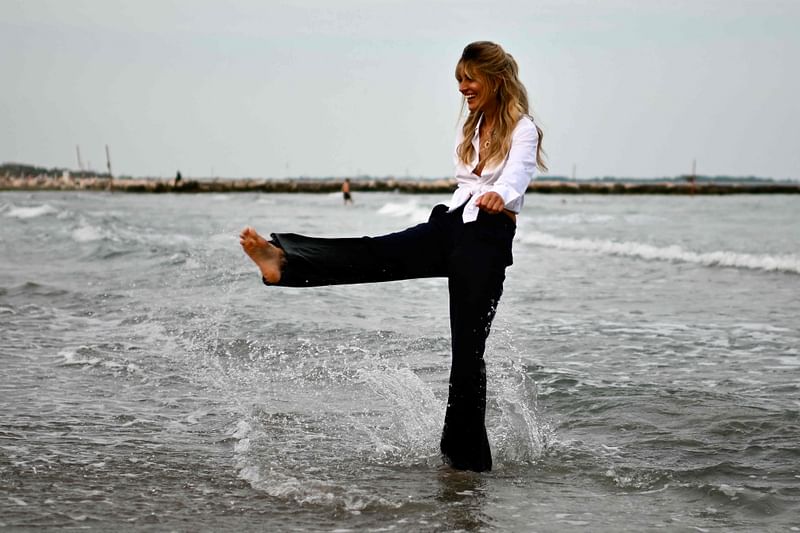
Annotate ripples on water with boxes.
[1,192,798,531]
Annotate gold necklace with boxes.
[482,127,494,151]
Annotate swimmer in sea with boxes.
[342,178,353,205]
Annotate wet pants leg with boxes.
[266,204,515,472]
[267,204,455,286]
[439,217,511,472]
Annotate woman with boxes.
[240,41,546,472]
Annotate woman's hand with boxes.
[475,191,506,214]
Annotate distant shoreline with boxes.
[2,175,799,194]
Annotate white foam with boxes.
[232,419,252,439]
[185,409,209,424]
[71,223,105,242]
[377,201,430,224]
[59,348,101,367]
[247,471,402,512]
[230,412,405,512]
[520,231,800,274]
[529,213,614,226]
[57,348,141,373]
[716,483,741,499]
[5,204,58,219]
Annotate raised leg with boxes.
[268,204,454,287]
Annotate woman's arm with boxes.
[478,118,540,213]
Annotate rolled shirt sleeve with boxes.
[487,117,540,211]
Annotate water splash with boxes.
[488,359,553,465]
[357,366,444,459]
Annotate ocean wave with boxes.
[520,231,800,274]
[529,213,615,226]
[71,222,107,242]
[57,347,142,374]
[5,203,58,219]
[377,200,430,224]
[67,217,196,248]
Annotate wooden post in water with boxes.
[105,145,113,191]
[105,145,113,177]
[684,158,697,195]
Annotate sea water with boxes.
[1,191,798,531]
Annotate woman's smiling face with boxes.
[456,64,492,114]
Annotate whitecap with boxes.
[520,231,800,274]
[232,419,252,439]
[6,204,58,219]
[71,223,106,242]
[377,201,430,224]
[529,213,614,226]
[57,347,141,374]
[59,348,101,367]
[716,483,741,499]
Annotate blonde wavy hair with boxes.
[455,41,547,172]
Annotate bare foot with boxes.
[239,226,285,283]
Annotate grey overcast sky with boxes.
[2,0,799,180]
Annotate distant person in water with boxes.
[240,41,546,472]
[342,178,353,205]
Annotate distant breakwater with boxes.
[2,175,798,194]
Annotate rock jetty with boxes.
[1,173,798,194]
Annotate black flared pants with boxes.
[267,203,516,472]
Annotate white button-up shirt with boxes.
[446,115,540,223]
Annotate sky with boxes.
[2,0,799,180]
